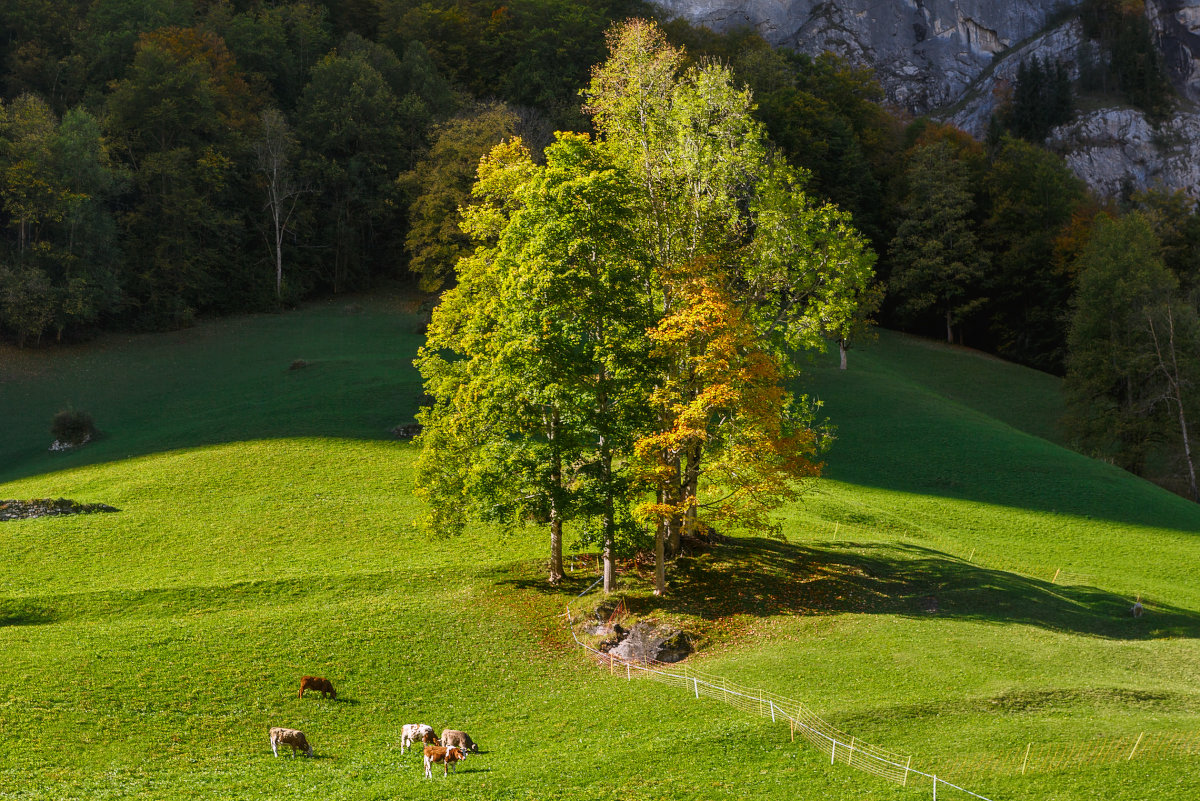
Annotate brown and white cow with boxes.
[423,745,465,778]
[401,723,440,753]
[269,726,313,758]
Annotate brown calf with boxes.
[423,745,465,778]
[298,675,336,700]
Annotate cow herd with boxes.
[271,675,480,779]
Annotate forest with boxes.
[3,0,1200,496]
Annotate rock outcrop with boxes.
[1047,107,1200,198]
[654,0,1072,114]
[653,0,1200,198]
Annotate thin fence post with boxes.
[1129,732,1144,760]
[693,677,699,699]
[722,678,728,705]
[904,755,911,786]
[626,662,630,681]
[831,740,836,765]
[790,717,794,742]
[1021,742,1031,775]
[1052,567,1061,583]
[769,699,776,723]
[933,775,937,801]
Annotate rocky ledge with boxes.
[0,498,119,522]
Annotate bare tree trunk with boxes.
[1176,394,1198,502]
[839,339,848,370]
[945,309,954,344]
[255,108,303,304]
[1148,305,1200,501]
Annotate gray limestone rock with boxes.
[652,0,1200,197]
[605,621,693,663]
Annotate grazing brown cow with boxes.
[298,675,336,700]
[440,729,479,754]
[269,726,313,758]
[423,745,465,778]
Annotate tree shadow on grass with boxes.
[502,538,1200,641]
[0,600,58,626]
[0,571,403,625]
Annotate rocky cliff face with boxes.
[654,0,1200,198]
[653,0,1068,114]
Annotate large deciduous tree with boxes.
[416,134,653,590]
[585,20,873,577]
[417,20,874,595]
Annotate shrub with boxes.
[51,409,97,446]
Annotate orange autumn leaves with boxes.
[633,267,823,539]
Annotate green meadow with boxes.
[1,293,1198,800]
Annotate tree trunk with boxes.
[839,339,848,370]
[599,395,616,593]
[666,513,682,557]
[681,444,701,542]
[665,450,683,556]
[1150,305,1200,502]
[548,412,565,584]
[1175,397,1198,502]
[654,491,666,596]
[945,309,954,344]
[602,511,616,593]
[549,512,564,585]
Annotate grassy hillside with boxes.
[1,297,1198,800]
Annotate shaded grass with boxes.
[813,331,1200,532]
[0,291,426,485]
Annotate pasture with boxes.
[1,293,1198,800]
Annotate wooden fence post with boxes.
[1128,732,1144,760]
